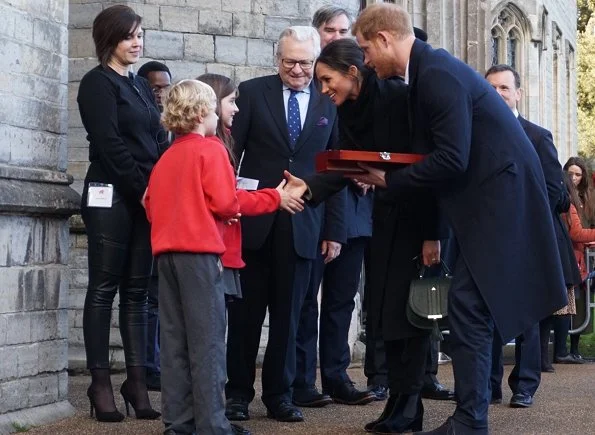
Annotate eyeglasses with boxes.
[281,58,315,70]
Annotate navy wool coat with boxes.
[385,40,567,342]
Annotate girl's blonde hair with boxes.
[161,79,216,135]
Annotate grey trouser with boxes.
[158,252,232,435]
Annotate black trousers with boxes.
[491,323,541,397]
[81,189,152,369]
[449,255,492,433]
[385,336,430,394]
[295,237,367,391]
[363,244,388,387]
[226,213,312,407]
[147,267,160,376]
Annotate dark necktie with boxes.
[287,90,301,148]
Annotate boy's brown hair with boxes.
[161,80,216,135]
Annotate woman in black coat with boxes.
[77,5,164,422]
[299,38,447,434]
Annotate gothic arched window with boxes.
[490,5,530,72]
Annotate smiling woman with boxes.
[76,4,164,424]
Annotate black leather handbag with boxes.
[406,262,452,340]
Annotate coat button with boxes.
[289,158,294,163]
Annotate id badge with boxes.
[87,183,114,208]
[236,177,259,191]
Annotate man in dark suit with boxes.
[292,5,375,409]
[346,4,566,434]
[485,64,581,409]
[224,26,345,423]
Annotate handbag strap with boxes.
[418,259,453,278]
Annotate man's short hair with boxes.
[137,61,171,79]
[485,64,521,89]
[352,3,413,41]
[312,5,352,29]
[277,26,321,59]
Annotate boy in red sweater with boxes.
[145,79,244,435]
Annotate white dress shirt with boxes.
[282,84,311,129]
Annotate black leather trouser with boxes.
[82,189,152,369]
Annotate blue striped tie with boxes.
[287,90,301,148]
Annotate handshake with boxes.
[275,170,309,214]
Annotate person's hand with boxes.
[140,188,148,209]
[225,213,241,225]
[321,240,342,264]
[276,180,305,214]
[345,164,387,188]
[351,179,372,195]
[422,240,441,267]
[282,170,309,199]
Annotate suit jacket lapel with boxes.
[263,75,291,147]
[293,81,321,152]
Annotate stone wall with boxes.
[0,0,78,431]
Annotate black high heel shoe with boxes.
[86,387,124,422]
[120,380,161,420]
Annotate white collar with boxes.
[512,108,519,118]
[283,84,311,94]
[404,60,410,84]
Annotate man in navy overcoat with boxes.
[347,4,567,434]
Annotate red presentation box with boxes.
[316,150,425,173]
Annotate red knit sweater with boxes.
[146,133,239,256]
[222,188,281,268]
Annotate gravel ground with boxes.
[23,362,595,435]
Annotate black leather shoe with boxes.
[231,423,251,435]
[415,417,457,434]
[490,395,502,405]
[327,382,375,405]
[421,382,455,401]
[541,364,555,373]
[368,384,389,401]
[225,398,250,421]
[554,354,584,364]
[571,353,586,363]
[146,373,161,392]
[266,401,304,422]
[292,386,333,407]
[510,393,533,408]
[163,431,196,435]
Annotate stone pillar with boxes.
[0,0,79,432]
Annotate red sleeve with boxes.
[200,139,239,220]
[568,204,595,243]
[144,188,152,223]
[236,188,281,216]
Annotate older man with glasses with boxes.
[224,26,346,424]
